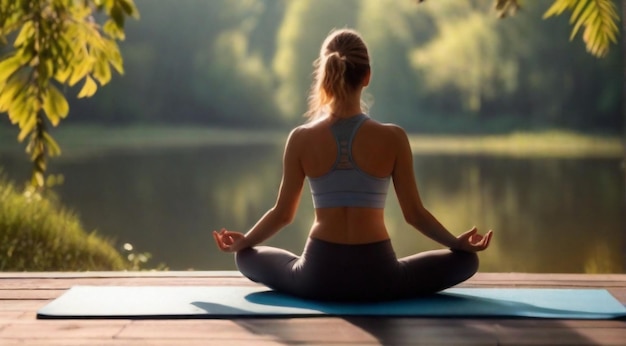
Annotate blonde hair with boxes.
[305,29,371,120]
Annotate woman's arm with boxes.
[214,128,306,252]
[390,125,492,251]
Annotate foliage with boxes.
[542,0,620,57]
[0,0,139,190]
[488,0,620,57]
[272,0,360,120]
[27,0,622,134]
[410,11,516,113]
[357,0,424,124]
[0,174,126,271]
[191,1,282,126]
[407,0,621,129]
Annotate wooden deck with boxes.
[1,272,625,345]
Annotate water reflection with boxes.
[1,146,623,273]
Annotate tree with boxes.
[357,0,424,125]
[492,0,621,58]
[415,0,622,131]
[272,0,359,121]
[0,0,139,191]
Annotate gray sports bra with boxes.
[308,114,391,209]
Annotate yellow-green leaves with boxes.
[543,0,620,57]
[78,76,98,98]
[0,74,31,128]
[0,0,140,190]
[42,131,62,157]
[102,0,140,39]
[13,21,34,47]
[0,55,24,82]
[43,85,69,126]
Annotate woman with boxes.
[213,28,493,302]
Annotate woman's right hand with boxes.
[454,227,493,252]
[213,228,248,253]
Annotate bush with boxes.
[0,175,126,271]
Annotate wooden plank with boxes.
[473,273,626,282]
[0,277,254,290]
[117,320,278,341]
[0,312,24,321]
[3,276,625,290]
[0,339,289,346]
[608,288,626,304]
[0,320,128,339]
[0,271,243,279]
[1,272,625,290]
[0,289,65,300]
[462,281,626,288]
[0,300,48,312]
[1,271,624,282]
[496,319,626,329]
[496,325,626,345]
[229,318,498,345]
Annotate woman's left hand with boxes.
[213,228,248,252]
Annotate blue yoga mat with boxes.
[37,285,626,320]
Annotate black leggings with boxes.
[235,237,479,302]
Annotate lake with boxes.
[1,141,624,273]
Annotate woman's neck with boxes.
[330,92,363,118]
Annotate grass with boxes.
[0,124,623,158]
[0,175,127,271]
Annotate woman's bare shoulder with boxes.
[285,123,318,149]
[290,119,329,139]
[366,120,408,140]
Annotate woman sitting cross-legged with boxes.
[213,28,493,302]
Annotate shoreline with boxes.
[0,125,623,158]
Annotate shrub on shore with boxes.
[0,175,126,271]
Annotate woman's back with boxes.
[297,114,400,244]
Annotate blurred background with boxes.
[0,0,624,273]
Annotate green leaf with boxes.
[43,132,62,157]
[0,55,24,82]
[570,0,589,24]
[570,5,594,40]
[68,58,93,86]
[13,21,34,47]
[5,89,26,124]
[17,113,36,142]
[77,75,98,98]
[31,170,44,188]
[54,67,72,84]
[42,85,69,126]
[103,19,125,40]
[543,0,619,58]
[0,81,16,113]
[106,44,124,74]
[118,0,140,18]
[543,0,570,19]
[110,5,125,29]
[0,76,25,115]
[9,103,30,131]
[37,58,54,82]
[93,56,112,85]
